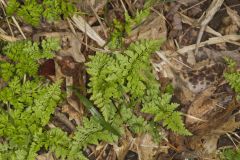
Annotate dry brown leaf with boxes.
[186,86,217,125]
[125,12,167,44]
[54,110,75,131]
[36,153,54,160]
[224,24,239,35]
[213,114,240,134]
[71,15,106,47]
[202,135,219,154]
[62,98,82,125]
[172,13,182,30]
[113,130,134,160]
[136,134,159,160]
[186,84,236,136]
[226,6,240,28]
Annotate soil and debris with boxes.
[1,0,240,159]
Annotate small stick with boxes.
[195,0,224,54]
[89,3,108,38]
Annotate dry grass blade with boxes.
[182,113,208,123]
[0,0,6,6]
[0,27,6,34]
[11,17,26,39]
[71,15,106,47]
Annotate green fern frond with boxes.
[17,0,43,26]
[86,53,119,121]
[42,0,76,22]
[87,39,190,137]
[0,39,62,160]
[6,0,77,26]
[6,0,20,15]
[220,147,240,160]
[0,38,59,81]
[73,117,116,148]
[108,1,153,49]
[224,58,240,100]
[120,106,147,133]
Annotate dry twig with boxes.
[195,0,224,54]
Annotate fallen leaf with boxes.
[36,153,54,160]
[226,6,240,28]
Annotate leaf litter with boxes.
[0,0,240,159]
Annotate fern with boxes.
[17,0,43,26]
[6,0,77,26]
[108,19,125,49]
[142,92,190,135]
[224,58,240,100]
[108,1,152,49]
[124,9,150,34]
[0,39,63,160]
[73,117,116,148]
[5,0,19,15]
[0,39,121,160]
[44,117,116,160]
[42,0,77,22]
[0,38,59,81]
[220,147,240,160]
[87,39,190,137]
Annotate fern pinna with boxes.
[87,40,191,137]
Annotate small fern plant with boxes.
[6,0,77,26]
[108,0,152,49]
[86,39,191,137]
[224,57,240,100]
[0,39,117,160]
[0,38,61,159]
[108,0,165,49]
